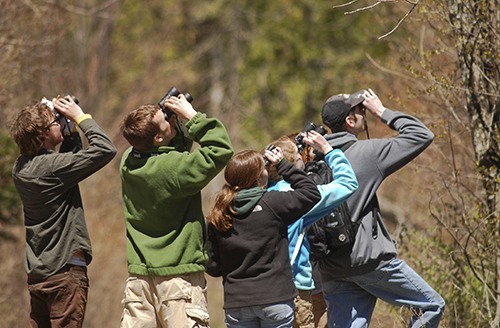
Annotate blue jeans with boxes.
[322,258,445,328]
[225,300,294,328]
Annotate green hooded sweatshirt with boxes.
[120,112,233,276]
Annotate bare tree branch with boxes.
[378,1,418,39]
[417,27,463,124]
[346,1,383,15]
[365,53,415,81]
[332,1,420,39]
[332,0,363,9]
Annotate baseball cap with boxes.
[321,90,366,128]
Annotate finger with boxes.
[309,130,320,137]
[64,95,75,104]
[58,99,70,107]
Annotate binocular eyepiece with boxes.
[263,144,276,167]
[295,122,327,152]
[158,87,193,120]
[54,95,79,120]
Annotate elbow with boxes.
[105,145,118,160]
[98,144,117,164]
[414,129,434,150]
[345,173,358,194]
[312,188,322,204]
[424,129,435,145]
[345,181,358,197]
[427,130,435,142]
[350,180,359,194]
[109,145,118,157]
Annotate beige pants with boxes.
[311,292,328,328]
[293,290,315,328]
[120,271,210,328]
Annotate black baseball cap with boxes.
[321,90,365,128]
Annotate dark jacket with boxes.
[206,160,321,309]
[319,109,434,280]
[12,118,116,281]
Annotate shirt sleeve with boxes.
[301,149,358,227]
[264,160,321,226]
[374,109,434,177]
[50,118,117,190]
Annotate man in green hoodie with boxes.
[119,93,233,327]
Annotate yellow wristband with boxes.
[75,114,92,125]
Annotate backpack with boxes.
[304,159,359,261]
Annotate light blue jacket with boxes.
[267,149,358,290]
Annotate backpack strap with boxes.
[340,139,356,152]
[341,139,379,240]
[290,229,306,266]
[371,197,380,240]
[132,148,160,158]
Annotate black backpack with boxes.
[304,159,359,261]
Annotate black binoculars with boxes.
[295,122,327,152]
[263,144,276,167]
[53,95,79,120]
[158,87,193,120]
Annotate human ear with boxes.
[153,134,164,145]
[345,114,355,129]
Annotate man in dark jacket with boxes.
[10,95,116,327]
[317,89,445,328]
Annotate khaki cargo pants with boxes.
[120,271,210,328]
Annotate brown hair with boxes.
[10,102,53,156]
[328,107,360,133]
[266,135,297,184]
[121,104,160,151]
[207,150,265,232]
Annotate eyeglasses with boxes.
[45,117,60,130]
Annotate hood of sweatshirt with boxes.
[232,186,266,217]
[324,131,358,150]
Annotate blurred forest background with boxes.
[0,0,498,327]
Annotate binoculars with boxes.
[295,122,327,152]
[158,87,193,120]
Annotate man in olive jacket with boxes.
[120,93,233,327]
[11,96,116,327]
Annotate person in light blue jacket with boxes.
[267,131,358,328]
